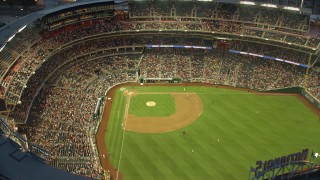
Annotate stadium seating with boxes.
[0,1,319,178]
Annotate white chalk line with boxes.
[131,92,253,95]
[116,93,131,180]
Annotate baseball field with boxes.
[102,84,320,180]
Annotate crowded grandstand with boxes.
[0,0,320,179]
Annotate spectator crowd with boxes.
[0,3,319,179]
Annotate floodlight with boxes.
[216,37,227,40]
[240,1,256,5]
[0,44,5,52]
[8,34,15,42]
[261,4,277,8]
[283,6,300,11]
[18,25,27,33]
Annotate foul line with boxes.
[130,92,296,96]
[131,92,252,95]
[116,93,131,180]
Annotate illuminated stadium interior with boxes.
[0,0,320,179]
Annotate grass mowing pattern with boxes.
[105,86,320,180]
[129,94,176,117]
[105,89,127,167]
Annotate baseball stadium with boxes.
[0,0,320,179]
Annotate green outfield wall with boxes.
[262,86,320,110]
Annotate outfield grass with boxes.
[105,86,320,180]
[129,94,176,117]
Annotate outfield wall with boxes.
[261,86,320,110]
[260,86,303,94]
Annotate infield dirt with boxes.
[124,92,203,133]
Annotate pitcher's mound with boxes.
[146,101,156,107]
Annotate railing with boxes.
[0,117,50,161]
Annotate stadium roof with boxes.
[0,135,93,180]
[0,0,117,49]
